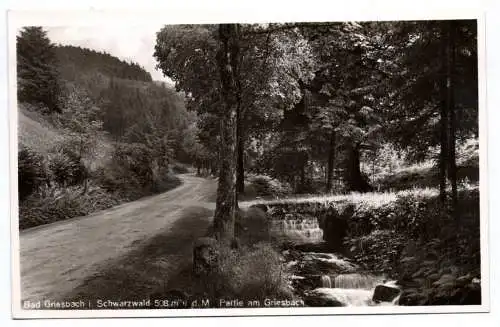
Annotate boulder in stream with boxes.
[304,288,374,307]
[372,283,401,303]
[303,289,345,307]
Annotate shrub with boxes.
[94,143,155,200]
[19,183,120,229]
[397,236,481,305]
[18,144,48,201]
[206,242,293,301]
[48,148,88,187]
[112,143,153,186]
[247,174,292,198]
[456,138,479,167]
[93,164,143,200]
[235,207,271,246]
[344,229,407,276]
[152,172,182,193]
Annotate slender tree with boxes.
[212,24,241,242]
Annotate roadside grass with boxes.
[62,206,213,304]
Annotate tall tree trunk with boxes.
[213,24,240,243]
[326,130,336,193]
[346,142,371,192]
[446,20,458,210]
[439,22,450,204]
[236,107,245,195]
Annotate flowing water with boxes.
[320,275,332,288]
[334,273,385,289]
[268,211,401,307]
[269,215,324,243]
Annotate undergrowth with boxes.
[18,141,182,229]
[19,183,120,229]
[196,242,294,303]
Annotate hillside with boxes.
[18,34,191,229]
[18,105,63,155]
[18,105,114,171]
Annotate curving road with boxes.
[19,174,217,303]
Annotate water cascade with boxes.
[269,216,323,243]
[320,275,332,288]
[334,273,385,289]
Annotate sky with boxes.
[46,25,173,83]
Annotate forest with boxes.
[153,23,477,224]
[152,21,480,306]
[17,21,480,308]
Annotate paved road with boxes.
[19,174,217,302]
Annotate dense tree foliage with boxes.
[155,21,478,239]
[154,24,316,194]
[377,20,478,205]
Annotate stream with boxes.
[269,211,401,307]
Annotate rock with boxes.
[455,274,472,286]
[292,274,325,292]
[192,237,219,276]
[372,283,401,303]
[305,288,373,307]
[399,290,426,306]
[304,290,345,307]
[427,273,440,281]
[432,274,456,287]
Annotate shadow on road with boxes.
[63,206,213,304]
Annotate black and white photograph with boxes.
[8,8,488,319]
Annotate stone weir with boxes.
[252,200,355,251]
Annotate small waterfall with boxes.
[270,216,323,243]
[266,207,400,307]
[320,275,332,288]
[334,273,385,289]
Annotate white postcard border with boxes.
[7,5,490,319]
